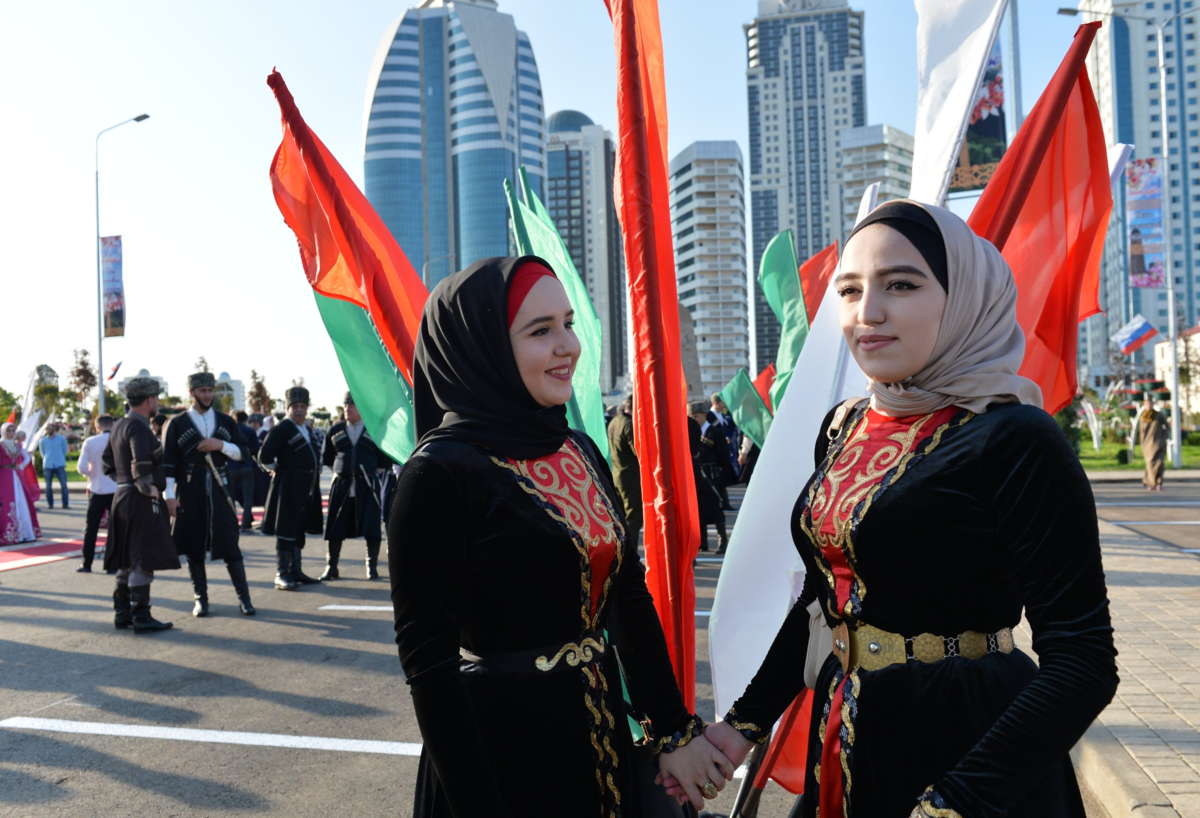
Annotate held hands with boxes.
[197,438,224,453]
[654,733,736,809]
[658,722,754,805]
[166,498,179,517]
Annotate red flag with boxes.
[605,0,701,710]
[800,241,839,326]
[754,689,813,794]
[5,409,15,424]
[268,71,427,382]
[752,363,777,414]
[968,23,1111,415]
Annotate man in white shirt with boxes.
[76,415,117,573]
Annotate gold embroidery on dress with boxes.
[535,636,606,671]
[801,408,973,621]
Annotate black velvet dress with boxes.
[727,401,1118,818]
[388,432,696,818]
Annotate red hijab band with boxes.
[506,261,558,327]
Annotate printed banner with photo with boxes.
[949,39,1007,193]
[101,235,125,337]
[1126,158,1165,289]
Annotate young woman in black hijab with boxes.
[389,256,732,817]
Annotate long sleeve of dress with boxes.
[387,454,514,818]
[931,411,1118,818]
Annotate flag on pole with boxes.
[758,231,839,411]
[505,169,610,461]
[268,70,427,463]
[107,362,122,382]
[909,0,1009,204]
[752,363,776,413]
[604,0,701,710]
[1112,314,1159,355]
[719,369,772,450]
[967,22,1111,415]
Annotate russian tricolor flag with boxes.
[1112,314,1159,355]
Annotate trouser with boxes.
[325,538,382,565]
[45,465,68,508]
[82,492,114,568]
[227,468,255,529]
[116,563,154,587]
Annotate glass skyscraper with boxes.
[744,0,865,374]
[363,0,546,289]
[545,110,627,393]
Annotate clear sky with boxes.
[0,0,1083,413]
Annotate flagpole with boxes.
[1064,5,1185,466]
[94,114,149,416]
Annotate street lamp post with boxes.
[421,252,456,288]
[1060,5,1186,467]
[95,114,149,416]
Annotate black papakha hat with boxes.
[125,377,163,400]
[286,387,310,407]
[343,391,355,406]
[188,372,216,390]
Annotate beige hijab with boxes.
[863,200,1042,416]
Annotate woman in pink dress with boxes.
[2,422,40,544]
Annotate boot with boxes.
[714,523,729,556]
[129,584,172,633]
[226,560,256,616]
[292,546,321,585]
[188,558,209,617]
[274,542,297,591]
[365,539,381,580]
[320,540,342,581]
[113,584,132,630]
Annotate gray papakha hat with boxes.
[125,377,163,400]
[188,372,216,390]
[343,391,355,406]
[286,386,310,407]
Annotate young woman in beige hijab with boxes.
[662,201,1118,817]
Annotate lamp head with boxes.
[1057,7,1079,15]
[133,114,150,122]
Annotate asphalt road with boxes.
[1,476,1131,818]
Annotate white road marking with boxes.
[1107,521,1200,526]
[695,557,724,563]
[1096,502,1200,507]
[0,718,422,757]
[319,605,394,611]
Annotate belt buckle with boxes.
[853,623,905,671]
[831,622,849,674]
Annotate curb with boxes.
[1071,722,1181,817]
[1086,471,1200,483]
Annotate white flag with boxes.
[908,0,1008,205]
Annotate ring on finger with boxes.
[701,782,718,800]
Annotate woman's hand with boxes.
[657,721,754,802]
[653,733,735,809]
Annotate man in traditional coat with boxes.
[606,397,642,546]
[102,377,179,632]
[258,386,324,590]
[1139,395,1171,491]
[320,392,393,580]
[163,372,255,616]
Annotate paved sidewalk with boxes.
[1077,516,1200,817]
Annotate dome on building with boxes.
[547,110,594,134]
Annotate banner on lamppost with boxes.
[949,39,1008,193]
[101,235,125,337]
[1126,158,1165,289]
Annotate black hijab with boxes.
[846,199,949,292]
[413,255,570,460]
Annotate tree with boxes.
[291,376,306,387]
[34,383,60,419]
[69,348,98,404]
[248,370,271,414]
[0,386,18,421]
[194,356,210,373]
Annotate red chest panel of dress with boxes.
[810,405,959,616]
[507,441,621,617]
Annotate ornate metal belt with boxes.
[459,631,606,676]
[831,621,1014,673]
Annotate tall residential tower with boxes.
[363,0,547,289]
[745,0,865,373]
[670,141,750,396]
[545,111,627,394]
